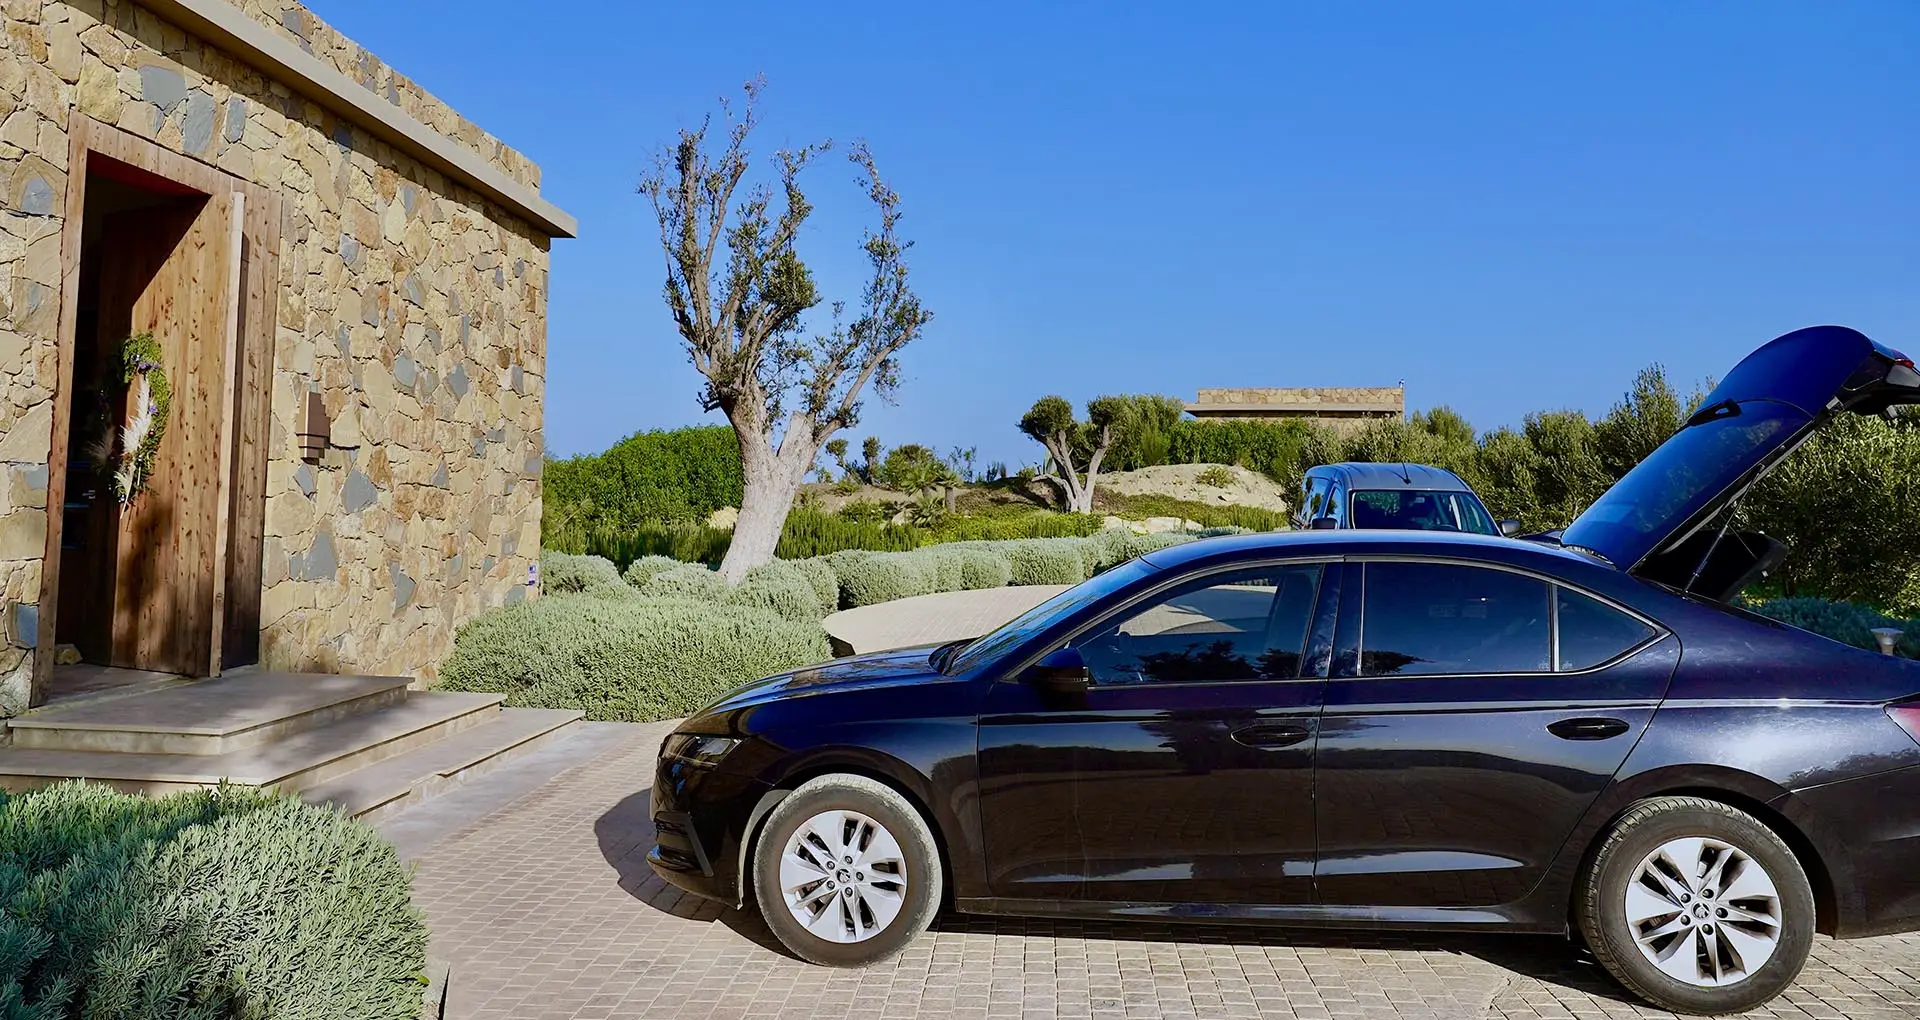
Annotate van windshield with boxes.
[1350,490,1498,535]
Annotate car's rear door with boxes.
[1313,558,1678,909]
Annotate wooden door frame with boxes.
[34,115,283,704]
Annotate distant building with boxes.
[1186,385,1405,433]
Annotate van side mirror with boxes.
[1309,517,1339,531]
[1024,646,1091,694]
[1499,519,1522,537]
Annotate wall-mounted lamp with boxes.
[297,391,329,463]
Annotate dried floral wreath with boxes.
[83,332,171,504]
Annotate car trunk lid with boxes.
[1560,325,1920,589]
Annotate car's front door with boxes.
[1314,559,1677,909]
[977,561,1337,906]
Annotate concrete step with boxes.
[0,691,506,796]
[300,707,584,821]
[7,672,414,755]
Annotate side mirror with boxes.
[1024,646,1091,695]
[1309,517,1339,531]
[1499,519,1522,537]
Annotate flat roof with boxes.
[1185,402,1404,415]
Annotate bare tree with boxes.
[1019,395,1128,513]
[640,80,932,581]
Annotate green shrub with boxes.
[1196,465,1237,488]
[622,554,683,588]
[836,500,895,525]
[1000,540,1089,586]
[1192,525,1253,538]
[1166,418,1314,481]
[1744,596,1919,658]
[727,562,826,622]
[642,563,728,602]
[542,425,742,536]
[928,511,1103,542]
[540,550,626,595]
[955,548,1014,589]
[0,781,428,1018]
[832,551,937,608]
[1098,491,1290,532]
[441,594,830,720]
[1087,527,1195,571]
[784,557,841,613]
[777,505,920,559]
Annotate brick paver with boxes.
[822,586,1071,654]
[398,727,1920,1020]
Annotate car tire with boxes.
[751,774,943,967]
[1576,796,1815,1015]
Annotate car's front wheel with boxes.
[1577,796,1815,1015]
[751,774,942,966]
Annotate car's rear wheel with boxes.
[1577,796,1815,1015]
[751,774,942,966]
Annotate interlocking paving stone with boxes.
[394,726,1920,1019]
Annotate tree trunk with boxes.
[718,428,816,583]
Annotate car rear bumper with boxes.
[1795,762,1920,938]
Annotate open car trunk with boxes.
[1560,325,1920,601]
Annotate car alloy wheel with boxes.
[752,773,942,967]
[1576,796,1813,1016]
[1626,836,1783,986]
[779,809,909,943]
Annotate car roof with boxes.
[1138,528,1604,575]
[1304,462,1474,492]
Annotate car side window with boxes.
[1360,562,1551,676]
[1556,586,1656,670]
[1072,565,1324,686]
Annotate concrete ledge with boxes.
[142,0,577,238]
[822,586,1070,655]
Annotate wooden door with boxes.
[93,192,245,676]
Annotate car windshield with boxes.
[1350,489,1498,535]
[1559,399,1808,568]
[940,558,1157,674]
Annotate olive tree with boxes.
[1019,395,1129,513]
[640,81,932,581]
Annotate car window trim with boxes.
[1343,554,1669,682]
[997,556,1343,689]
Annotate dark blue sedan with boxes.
[649,325,1920,1015]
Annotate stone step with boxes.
[0,691,506,796]
[7,672,415,755]
[299,707,584,821]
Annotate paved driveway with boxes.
[396,725,1920,1020]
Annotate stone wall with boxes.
[0,0,550,711]
[1192,386,1406,411]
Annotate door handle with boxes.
[1548,717,1631,741]
[1231,723,1311,749]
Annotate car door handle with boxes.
[1548,717,1631,741]
[1231,723,1312,749]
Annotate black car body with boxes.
[649,326,1920,1012]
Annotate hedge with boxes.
[0,781,428,1019]
[622,554,683,589]
[999,540,1089,586]
[438,593,832,721]
[1745,596,1920,658]
[783,557,840,612]
[641,563,729,602]
[542,425,742,536]
[727,561,826,622]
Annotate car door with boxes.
[1313,559,1677,909]
[977,560,1338,906]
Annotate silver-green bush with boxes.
[642,563,729,602]
[439,594,832,720]
[540,550,625,595]
[1000,540,1088,586]
[955,548,1014,589]
[1745,596,1919,658]
[727,562,825,622]
[784,557,840,613]
[0,781,428,1019]
[833,551,937,608]
[622,554,683,589]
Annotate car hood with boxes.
[701,645,946,713]
[1561,325,1920,582]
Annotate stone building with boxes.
[0,0,575,714]
[1186,385,1406,433]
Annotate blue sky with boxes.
[313,1,1917,468]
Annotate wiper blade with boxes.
[930,638,970,672]
[1685,398,1742,429]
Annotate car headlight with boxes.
[661,733,741,765]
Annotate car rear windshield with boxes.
[1559,400,1807,567]
[1350,489,1498,535]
